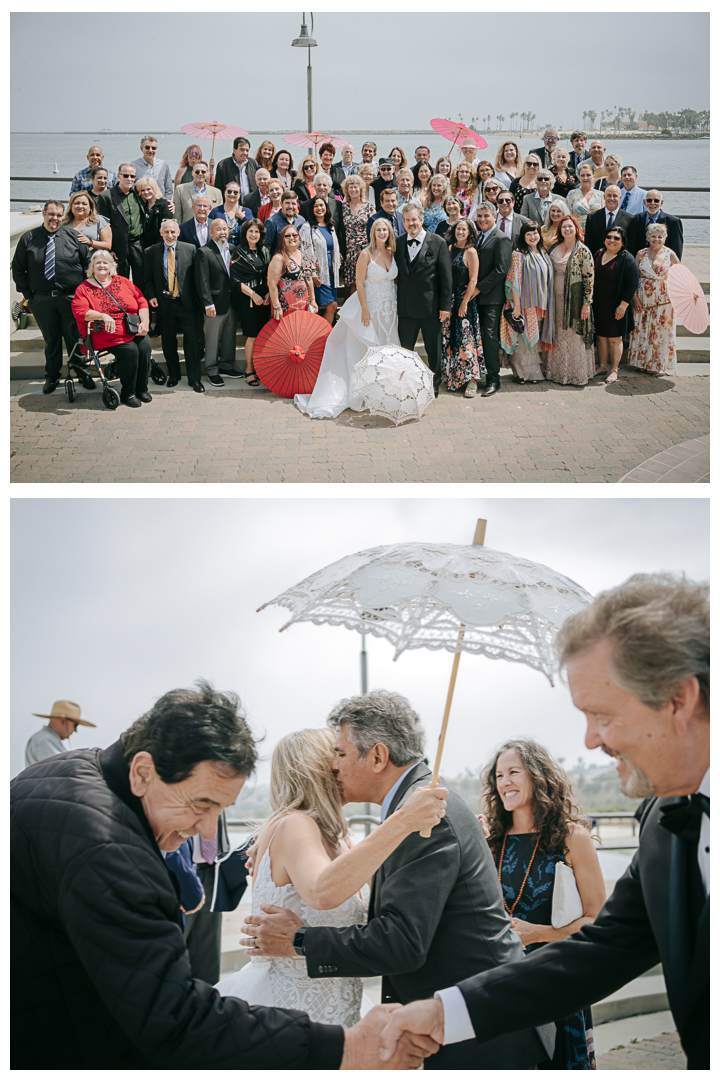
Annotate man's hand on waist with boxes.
[240,903,301,957]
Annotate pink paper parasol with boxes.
[666,264,709,335]
[283,131,349,155]
[180,121,249,165]
[430,118,488,156]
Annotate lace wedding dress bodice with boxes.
[364,257,398,343]
[294,257,400,419]
[216,827,369,1027]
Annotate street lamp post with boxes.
[360,634,371,835]
[291,13,317,148]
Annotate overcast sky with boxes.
[11,9,709,131]
[11,497,709,789]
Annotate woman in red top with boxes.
[72,250,151,407]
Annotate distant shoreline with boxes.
[11,130,711,140]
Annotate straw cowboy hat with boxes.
[32,700,96,728]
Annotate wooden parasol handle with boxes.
[420,518,486,837]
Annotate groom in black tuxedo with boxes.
[379,575,709,1071]
[242,690,555,1070]
[395,204,453,396]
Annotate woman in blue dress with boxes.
[208,181,252,245]
[481,739,607,1070]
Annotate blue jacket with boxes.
[264,210,307,255]
[165,839,204,923]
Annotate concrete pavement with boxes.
[10,365,709,484]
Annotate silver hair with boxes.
[556,573,709,711]
[543,127,559,137]
[476,200,497,216]
[536,169,554,181]
[396,167,414,181]
[192,192,211,206]
[646,222,668,239]
[326,690,426,766]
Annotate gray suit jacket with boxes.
[497,212,533,248]
[303,763,554,1068]
[173,182,222,225]
[520,193,561,225]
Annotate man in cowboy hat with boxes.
[25,700,96,766]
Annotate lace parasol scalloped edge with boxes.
[265,606,557,686]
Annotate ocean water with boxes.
[11,132,709,242]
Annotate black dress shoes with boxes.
[167,377,180,388]
[191,381,205,393]
[122,395,142,408]
[136,391,152,403]
[481,381,501,398]
[43,377,58,394]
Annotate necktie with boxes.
[44,235,56,281]
[659,793,709,846]
[607,212,615,229]
[500,216,508,234]
[200,835,217,864]
[620,191,630,210]
[167,246,179,297]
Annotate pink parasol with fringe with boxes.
[667,264,709,335]
[180,121,249,166]
[430,118,488,156]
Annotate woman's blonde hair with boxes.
[495,140,523,174]
[449,162,478,198]
[425,172,450,209]
[298,154,318,178]
[135,176,162,200]
[342,173,367,201]
[87,249,118,278]
[262,729,349,850]
[368,217,397,254]
[62,191,99,227]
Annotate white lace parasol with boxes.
[353,345,434,425]
[259,541,593,684]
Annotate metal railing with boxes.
[9,177,710,219]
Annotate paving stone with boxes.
[9,376,709,484]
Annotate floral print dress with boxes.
[441,247,485,390]
[627,248,677,374]
[342,201,373,286]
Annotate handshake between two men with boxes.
[338,1000,442,1069]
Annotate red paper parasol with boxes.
[666,264,709,335]
[180,121,249,165]
[254,311,332,397]
[430,118,488,156]
[283,131,349,154]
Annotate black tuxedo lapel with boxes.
[112,185,128,225]
[407,234,431,274]
[367,763,430,921]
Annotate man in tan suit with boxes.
[174,161,222,224]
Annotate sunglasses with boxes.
[545,137,558,142]
[119,172,135,178]
[527,162,539,168]
[189,151,201,156]
[646,198,661,203]
[497,198,512,204]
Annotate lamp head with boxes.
[292,14,317,47]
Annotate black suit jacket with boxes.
[628,210,684,260]
[97,186,144,263]
[194,239,236,315]
[330,162,357,196]
[242,189,263,216]
[475,228,513,305]
[584,207,634,260]
[143,241,197,312]
[215,156,257,197]
[177,219,206,249]
[457,797,708,1070]
[529,145,553,169]
[303,764,554,1068]
[395,232,453,319]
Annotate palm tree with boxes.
[587,109,597,130]
[528,112,536,134]
[509,111,517,132]
[497,113,505,131]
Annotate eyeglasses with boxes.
[143,146,157,151]
[606,235,622,242]
[526,163,539,168]
[497,198,512,204]
[304,164,315,170]
[646,198,661,203]
[379,166,393,171]
[544,137,558,142]
[119,172,135,178]
[189,151,201,156]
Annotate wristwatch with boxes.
[292,928,307,956]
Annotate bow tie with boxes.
[408,237,421,247]
[659,793,710,845]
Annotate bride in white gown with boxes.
[295,218,400,419]
[215,728,446,1027]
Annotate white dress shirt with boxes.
[194,219,209,246]
[25,725,70,767]
[497,211,514,237]
[437,765,712,1045]
[407,229,427,261]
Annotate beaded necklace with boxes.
[498,831,542,917]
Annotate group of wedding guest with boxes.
[15,131,685,401]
